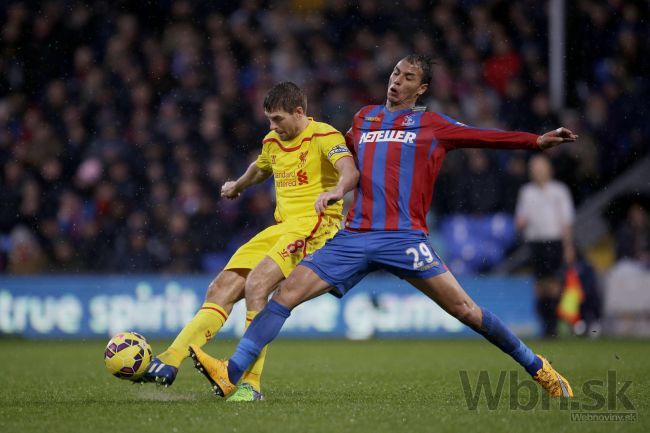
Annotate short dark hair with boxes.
[263,82,307,113]
[402,54,435,86]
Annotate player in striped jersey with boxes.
[190,56,577,399]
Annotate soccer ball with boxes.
[104,331,152,380]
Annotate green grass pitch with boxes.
[0,338,647,433]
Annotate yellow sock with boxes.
[241,310,268,392]
[158,302,228,367]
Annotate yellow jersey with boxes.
[255,118,351,222]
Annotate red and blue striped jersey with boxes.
[344,105,540,234]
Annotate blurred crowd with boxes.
[0,0,648,273]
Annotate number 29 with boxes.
[405,242,434,269]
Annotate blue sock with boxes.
[227,299,291,383]
[474,307,542,376]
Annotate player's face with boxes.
[387,59,428,108]
[265,107,304,141]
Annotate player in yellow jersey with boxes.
[141,82,359,401]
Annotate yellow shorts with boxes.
[225,215,341,277]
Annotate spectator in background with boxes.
[482,32,521,96]
[615,203,650,266]
[8,225,48,274]
[515,154,576,337]
[460,149,502,214]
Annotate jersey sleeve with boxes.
[255,140,272,171]
[320,130,352,165]
[344,127,356,158]
[429,113,540,151]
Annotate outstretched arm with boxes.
[432,113,578,151]
[314,156,359,214]
[221,161,272,199]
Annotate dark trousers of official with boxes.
[529,240,564,338]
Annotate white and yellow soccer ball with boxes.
[104,331,152,380]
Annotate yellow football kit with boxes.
[225,118,352,276]
[156,119,351,387]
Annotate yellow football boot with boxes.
[533,354,573,397]
[188,344,237,397]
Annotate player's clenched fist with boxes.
[221,181,241,199]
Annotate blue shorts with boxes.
[300,229,448,297]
